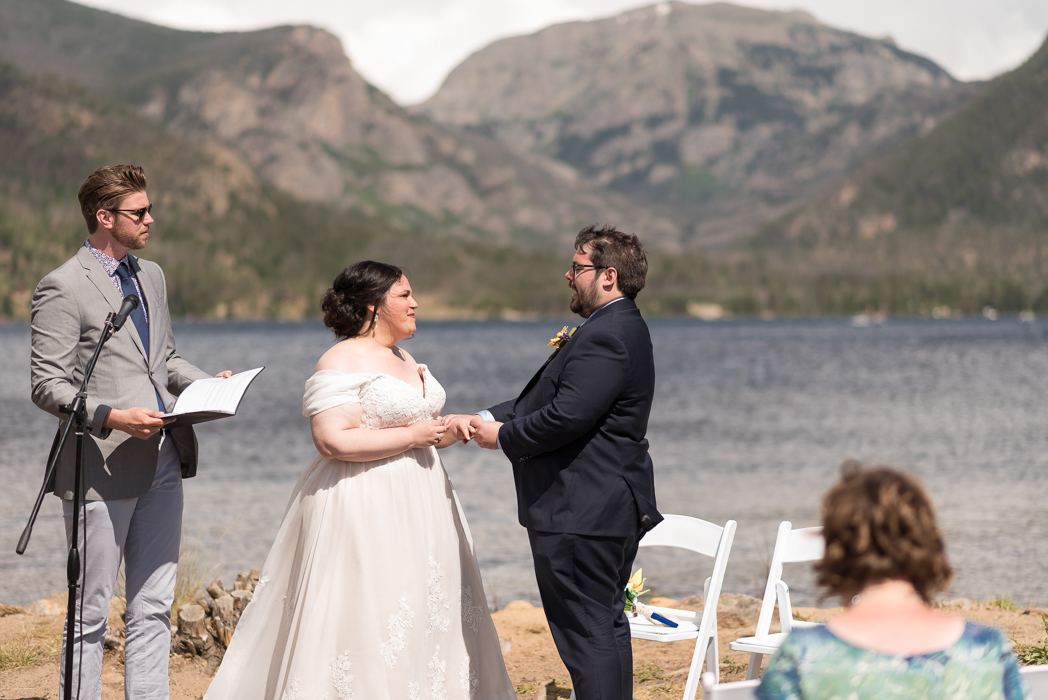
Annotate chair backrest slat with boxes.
[639,513,725,557]
[754,522,823,636]
[778,527,824,563]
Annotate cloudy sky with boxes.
[77,0,1048,106]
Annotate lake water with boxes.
[2,318,1047,609]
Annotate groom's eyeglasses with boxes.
[108,203,154,223]
[567,263,607,277]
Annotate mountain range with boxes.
[0,0,1045,319]
[0,0,680,250]
[417,1,978,245]
[749,32,1048,315]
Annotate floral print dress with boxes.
[757,622,1029,700]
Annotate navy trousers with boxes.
[528,529,642,700]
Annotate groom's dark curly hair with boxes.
[322,261,404,339]
[575,224,647,298]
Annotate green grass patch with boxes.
[635,664,668,683]
[1015,617,1048,666]
[0,623,59,671]
[721,657,748,675]
[172,536,215,615]
[987,594,1018,612]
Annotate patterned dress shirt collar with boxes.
[83,239,148,321]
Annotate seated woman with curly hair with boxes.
[757,463,1028,700]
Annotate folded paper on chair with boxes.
[161,367,264,428]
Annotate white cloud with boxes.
[742,0,1048,81]
[338,0,638,104]
[73,0,1048,103]
[144,1,240,31]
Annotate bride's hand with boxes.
[442,415,476,443]
[409,419,447,448]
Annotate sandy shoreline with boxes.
[2,593,1046,699]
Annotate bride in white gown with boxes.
[204,262,516,700]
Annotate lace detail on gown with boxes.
[302,366,445,430]
[380,597,415,668]
[426,559,451,639]
[461,586,484,634]
[428,647,448,700]
[281,677,302,700]
[329,651,354,700]
[460,656,479,700]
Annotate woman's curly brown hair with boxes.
[815,461,952,604]
[321,261,403,340]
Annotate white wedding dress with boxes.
[204,366,516,700]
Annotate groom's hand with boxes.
[442,415,476,443]
[472,417,502,450]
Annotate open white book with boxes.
[162,367,264,428]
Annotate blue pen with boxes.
[650,612,678,628]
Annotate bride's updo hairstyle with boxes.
[321,261,404,340]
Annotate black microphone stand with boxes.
[17,308,129,700]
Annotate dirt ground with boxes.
[2,593,1046,699]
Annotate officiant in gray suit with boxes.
[30,164,231,700]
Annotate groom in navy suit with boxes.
[472,224,661,700]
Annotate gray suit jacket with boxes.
[31,246,211,501]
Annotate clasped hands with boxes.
[439,414,502,450]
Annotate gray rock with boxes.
[27,593,65,617]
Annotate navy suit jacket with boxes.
[488,298,662,537]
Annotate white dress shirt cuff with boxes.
[476,410,499,448]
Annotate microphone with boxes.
[111,294,140,331]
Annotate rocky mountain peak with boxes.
[417,1,970,244]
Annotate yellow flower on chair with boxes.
[624,568,649,612]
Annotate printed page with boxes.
[164,367,264,417]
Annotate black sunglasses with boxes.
[109,203,154,222]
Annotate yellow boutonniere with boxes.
[548,326,576,350]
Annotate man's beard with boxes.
[112,222,147,250]
[570,277,598,316]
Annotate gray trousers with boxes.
[61,435,183,700]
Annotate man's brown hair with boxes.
[574,224,647,298]
[815,462,953,603]
[78,165,148,233]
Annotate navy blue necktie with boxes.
[114,261,150,359]
[114,261,165,412]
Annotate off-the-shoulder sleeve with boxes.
[302,371,372,418]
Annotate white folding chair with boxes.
[629,515,737,700]
[567,515,736,700]
[729,521,823,679]
[701,672,759,699]
[1022,664,1048,699]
